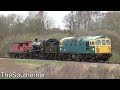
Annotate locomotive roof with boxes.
[14,41,32,44]
[60,36,109,42]
[75,35,109,41]
[60,37,74,42]
[45,38,59,42]
[32,38,59,43]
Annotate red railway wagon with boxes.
[8,41,32,58]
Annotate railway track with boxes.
[0,56,9,58]
[0,57,120,65]
[104,61,120,65]
[84,61,120,65]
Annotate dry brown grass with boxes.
[0,58,120,79]
[50,62,120,79]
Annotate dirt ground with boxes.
[0,58,34,73]
[0,58,120,79]
[0,58,45,79]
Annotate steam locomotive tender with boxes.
[8,38,59,60]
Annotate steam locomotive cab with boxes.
[31,38,59,59]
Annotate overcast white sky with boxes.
[0,11,70,29]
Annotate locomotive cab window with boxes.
[106,40,111,45]
[89,41,91,45]
[92,41,95,45]
[95,40,101,45]
[102,40,106,45]
[50,41,55,45]
[53,41,59,45]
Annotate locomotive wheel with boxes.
[9,54,13,58]
[54,55,58,60]
[11,54,16,59]
[19,54,24,59]
[63,54,68,60]
[22,54,26,59]
[102,58,109,62]
[81,55,86,62]
[79,59,82,62]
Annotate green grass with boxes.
[16,59,67,67]
[109,51,120,63]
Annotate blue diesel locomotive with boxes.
[59,36,112,62]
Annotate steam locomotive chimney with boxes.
[35,38,38,42]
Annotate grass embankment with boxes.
[15,59,120,79]
[109,51,120,63]
[0,58,120,79]
[16,59,67,67]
